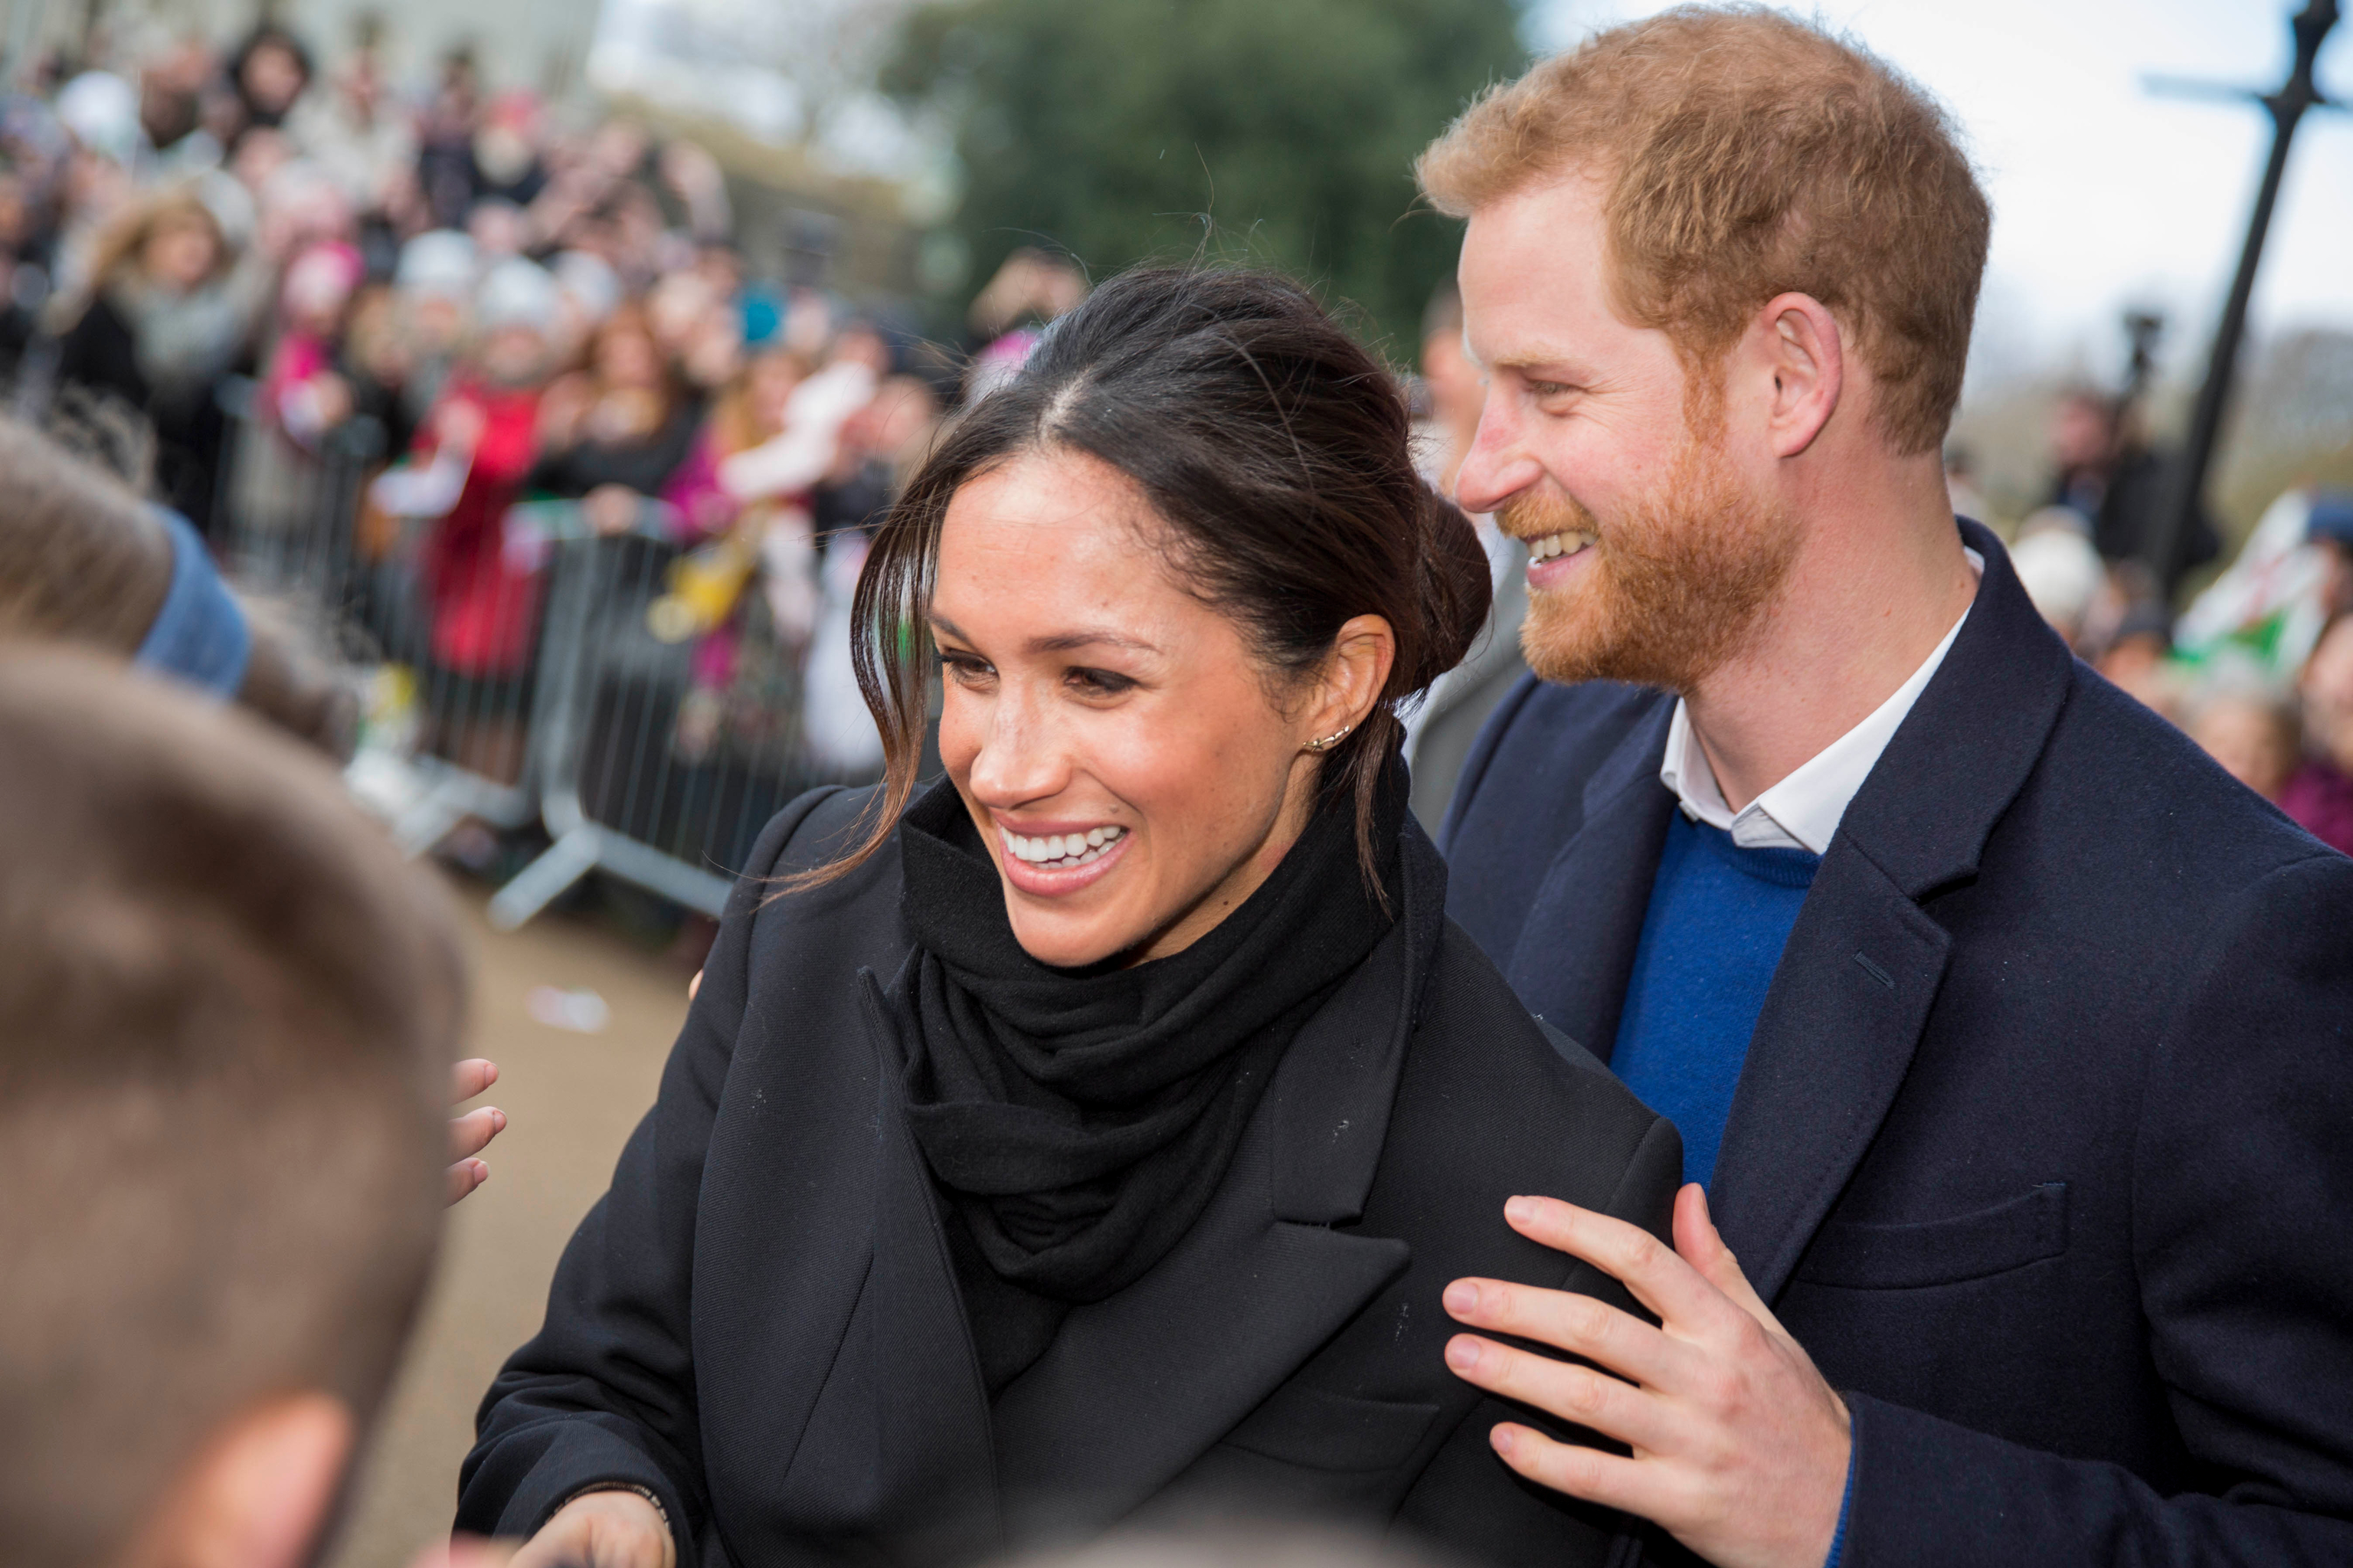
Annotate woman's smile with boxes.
[993,818,1132,897]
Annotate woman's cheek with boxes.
[936,686,984,778]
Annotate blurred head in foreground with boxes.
[1010,1522,1455,1568]
[0,652,464,1568]
[0,415,356,757]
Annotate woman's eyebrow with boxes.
[928,616,1160,658]
[1028,629,1161,656]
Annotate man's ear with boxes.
[129,1393,355,1568]
[1755,293,1844,460]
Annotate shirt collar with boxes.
[1660,548,1982,855]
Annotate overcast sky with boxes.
[1528,0,2353,388]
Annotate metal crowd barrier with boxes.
[210,382,882,929]
[216,378,385,607]
[215,377,545,857]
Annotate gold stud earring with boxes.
[1304,725,1354,753]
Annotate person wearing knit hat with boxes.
[368,256,559,786]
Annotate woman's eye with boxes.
[938,653,994,686]
[1066,666,1135,697]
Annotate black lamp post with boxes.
[2143,0,2342,595]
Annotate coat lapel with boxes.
[1710,521,2076,1302]
[1706,846,1951,1301]
[1504,699,1676,1062]
[988,823,1453,1535]
[757,971,1000,1557]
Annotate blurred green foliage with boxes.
[885,0,1528,356]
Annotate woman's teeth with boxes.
[1001,825,1126,869]
[1527,530,1598,562]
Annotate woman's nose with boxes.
[963,692,1070,808]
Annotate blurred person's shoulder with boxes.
[1466,675,1671,795]
[1445,673,1671,847]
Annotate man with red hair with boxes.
[1422,8,2353,1566]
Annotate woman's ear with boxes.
[1305,614,1396,744]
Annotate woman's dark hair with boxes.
[807,265,1492,889]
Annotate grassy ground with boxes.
[328,877,693,1568]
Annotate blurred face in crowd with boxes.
[855,376,939,466]
[745,350,805,433]
[467,201,528,260]
[2189,692,2299,801]
[479,322,546,387]
[141,211,221,293]
[832,325,892,377]
[1454,173,1798,691]
[1422,321,1483,457]
[2304,617,2353,771]
[2052,393,2113,472]
[230,127,293,195]
[646,271,715,352]
[240,41,307,116]
[931,448,1367,968]
[594,320,663,391]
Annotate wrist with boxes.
[1818,1395,1857,1568]
[552,1485,676,1568]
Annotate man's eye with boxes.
[1528,380,1575,401]
[1067,667,1135,696]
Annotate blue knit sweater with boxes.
[1610,810,1821,1190]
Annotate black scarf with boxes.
[893,771,1400,1306]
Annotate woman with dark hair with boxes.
[461,268,1680,1568]
[51,188,271,542]
[529,300,705,535]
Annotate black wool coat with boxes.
[460,790,1683,1568]
[1441,519,2353,1565]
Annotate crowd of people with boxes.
[3,7,2353,1568]
[0,21,1090,822]
[1991,387,2353,856]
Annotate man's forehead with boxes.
[1457,178,1625,369]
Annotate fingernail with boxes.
[1504,1196,1536,1225]
[1445,1336,1481,1371]
[1444,1281,1479,1317]
[490,1109,506,1131]
[1491,1426,1516,1456]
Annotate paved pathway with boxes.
[330,880,692,1567]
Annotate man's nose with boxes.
[1452,401,1545,517]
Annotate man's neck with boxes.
[1684,463,1978,813]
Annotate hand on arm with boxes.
[1443,1186,1850,1568]
[447,1059,507,1206]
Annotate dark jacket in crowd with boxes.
[53,294,231,538]
[2053,446,2218,594]
[1440,519,2353,1564]
[526,400,704,502]
[459,786,1683,1568]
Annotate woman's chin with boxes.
[997,831,1143,968]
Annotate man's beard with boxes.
[1506,426,1799,693]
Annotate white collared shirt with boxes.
[1660,549,1982,854]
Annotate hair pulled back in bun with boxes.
[811,265,1492,891]
[1405,483,1494,692]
